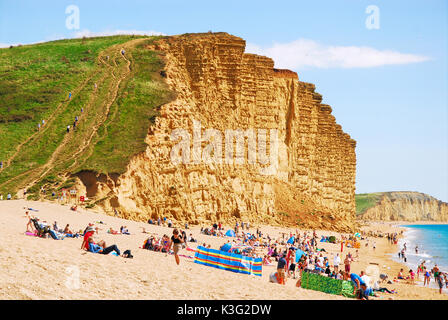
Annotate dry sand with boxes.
[0,200,446,300]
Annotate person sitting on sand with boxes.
[70,205,77,211]
[81,225,96,250]
[356,282,378,300]
[88,237,121,256]
[397,268,405,280]
[263,255,273,266]
[188,233,197,242]
[119,226,130,235]
[63,224,79,238]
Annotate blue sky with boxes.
[1,0,447,201]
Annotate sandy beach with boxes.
[0,200,446,300]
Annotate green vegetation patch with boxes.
[355,192,384,215]
[76,37,175,174]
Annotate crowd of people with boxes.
[20,206,447,299]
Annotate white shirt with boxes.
[318,256,324,265]
[334,255,341,266]
[361,275,371,288]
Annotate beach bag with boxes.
[123,250,133,258]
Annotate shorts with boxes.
[289,263,296,272]
[173,243,182,254]
[345,264,350,272]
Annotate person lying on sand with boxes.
[87,237,121,256]
[108,227,120,235]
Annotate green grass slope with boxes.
[355,192,384,216]
[0,35,174,199]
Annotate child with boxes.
[409,269,415,284]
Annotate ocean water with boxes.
[396,224,448,276]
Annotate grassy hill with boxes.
[0,35,174,199]
[355,192,384,215]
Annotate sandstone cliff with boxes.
[358,192,448,222]
[76,33,357,231]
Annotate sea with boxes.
[394,224,448,292]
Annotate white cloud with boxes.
[73,29,165,38]
[246,39,430,69]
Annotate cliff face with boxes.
[359,192,448,222]
[78,33,357,230]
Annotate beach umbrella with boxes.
[221,243,232,252]
[287,236,295,244]
[354,233,361,238]
[295,249,305,262]
[225,229,236,237]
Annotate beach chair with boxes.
[31,219,45,236]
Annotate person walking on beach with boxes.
[433,265,444,294]
[344,254,351,278]
[424,267,431,286]
[334,253,341,274]
[169,228,184,265]
[277,252,287,285]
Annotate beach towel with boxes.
[301,271,355,298]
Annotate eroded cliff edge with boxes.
[77,33,357,231]
[358,192,448,222]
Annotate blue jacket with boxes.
[89,243,103,253]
